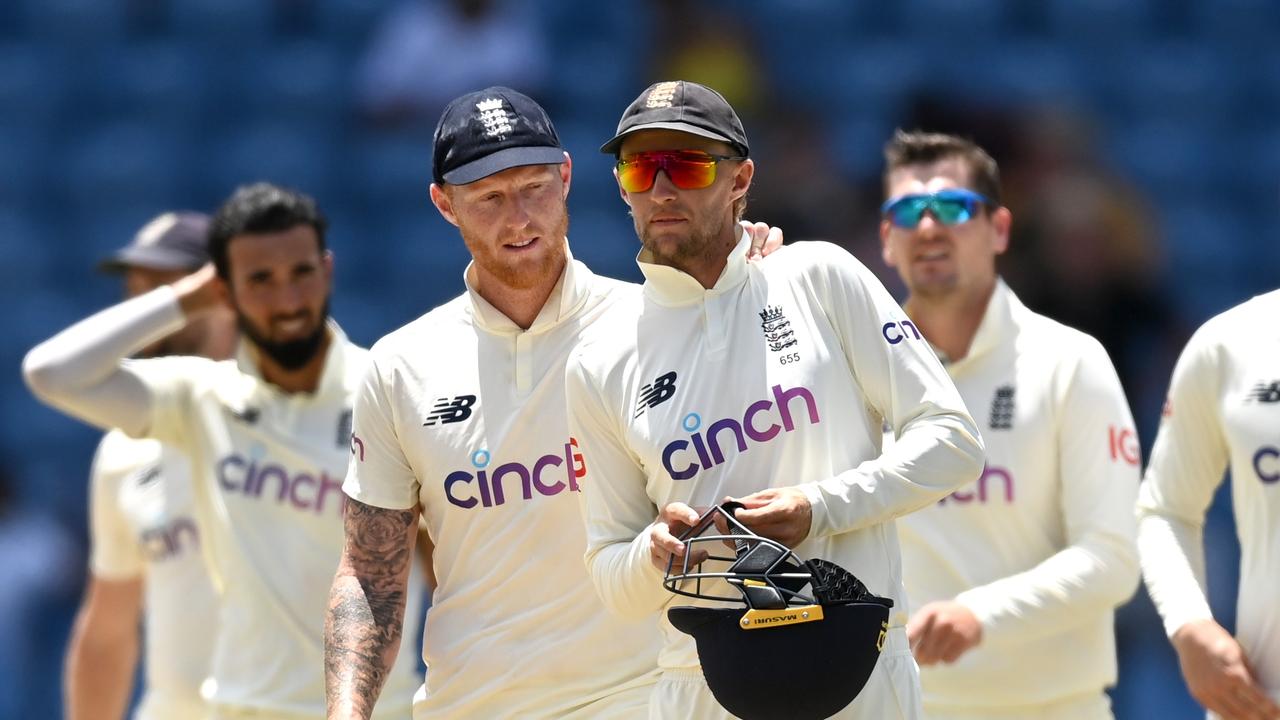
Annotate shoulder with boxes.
[1195,289,1280,348]
[368,293,472,364]
[92,430,161,484]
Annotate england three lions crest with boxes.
[759,305,798,352]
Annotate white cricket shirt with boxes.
[896,280,1140,709]
[136,326,423,718]
[22,286,424,719]
[1138,289,1280,702]
[344,254,661,719]
[565,237,984,672]
[91,430,216,720]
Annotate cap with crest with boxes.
[432,86,565,185]
[600,80,749,157]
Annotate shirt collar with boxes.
[638,228,751,305]
[942,277,1015,370]
[236,319,351,399]
[463,242,592,334]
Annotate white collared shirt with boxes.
[566,236,984,671]
[896,280,1140,708]
[136,323,423,718]
[25,288,425,718]
[91,430,215,720]
[344,250,661,719]
[1138,289,1280,700]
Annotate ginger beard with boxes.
[459,205,570,291]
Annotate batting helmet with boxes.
[664,503,893,720]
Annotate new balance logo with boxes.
[424,395,477,426]
[989,385,1015,430]
[1246,381,1280,404]
[227,405,260,425]
[635,371,678,418]
[135,466,160,488]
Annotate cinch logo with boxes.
[882,320,921,345]
[216,454,346,516]
[661,384,820,481]
[444,438,586,510]
[1254,446,1280,484]
[939,465,1014,505]
[140,517,199,562]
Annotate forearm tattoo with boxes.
[325,498,417,719]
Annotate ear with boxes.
[321,249,335,284]
[990,206,1012,256]
[879,219,898,268]
[729,158,755,204]
[559,151,572,199]
[430,183,460,227]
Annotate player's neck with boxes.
[904,279,996,363]
[251,327,332,395]
[681,230,739,290]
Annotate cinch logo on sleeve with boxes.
[882,320,921,345]
[938,465,1014,505]
[661,384,820,481]
[443,438,586,509]
[216,454,346,516]
[140,517,200,562]
[1254,446,1279,484]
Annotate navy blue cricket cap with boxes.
[98,211,211,273]
[600,80,750,157]
[432,86,565,185]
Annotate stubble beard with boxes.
[636,210,728,272]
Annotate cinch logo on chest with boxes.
[661,384,820,481]
[216,454,345,516]
[444,438,586,509]
[1254,446,1280,484]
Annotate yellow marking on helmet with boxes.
[739,604,824,630]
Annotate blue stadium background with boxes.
[2,0,1277,716]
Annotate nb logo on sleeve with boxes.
[424,395,477,426]
[635,371,678,418]
[1246,381,1280,404]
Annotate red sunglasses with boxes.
[616,150,745,193]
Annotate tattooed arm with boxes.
[325,498,418,719]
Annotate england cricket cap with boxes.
[432,86,565,185]
[601,80,750,157]
[98,211,211,274]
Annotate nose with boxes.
[648,168,680,201]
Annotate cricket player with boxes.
[24,183,423,719]
[564,80,985,719]
[325,86,782,719]
[879,131,1141,720]
[1137,288,1280,720]
[67,212,236,720]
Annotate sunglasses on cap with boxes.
[616,150,746,193]
[881,188,992,228]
